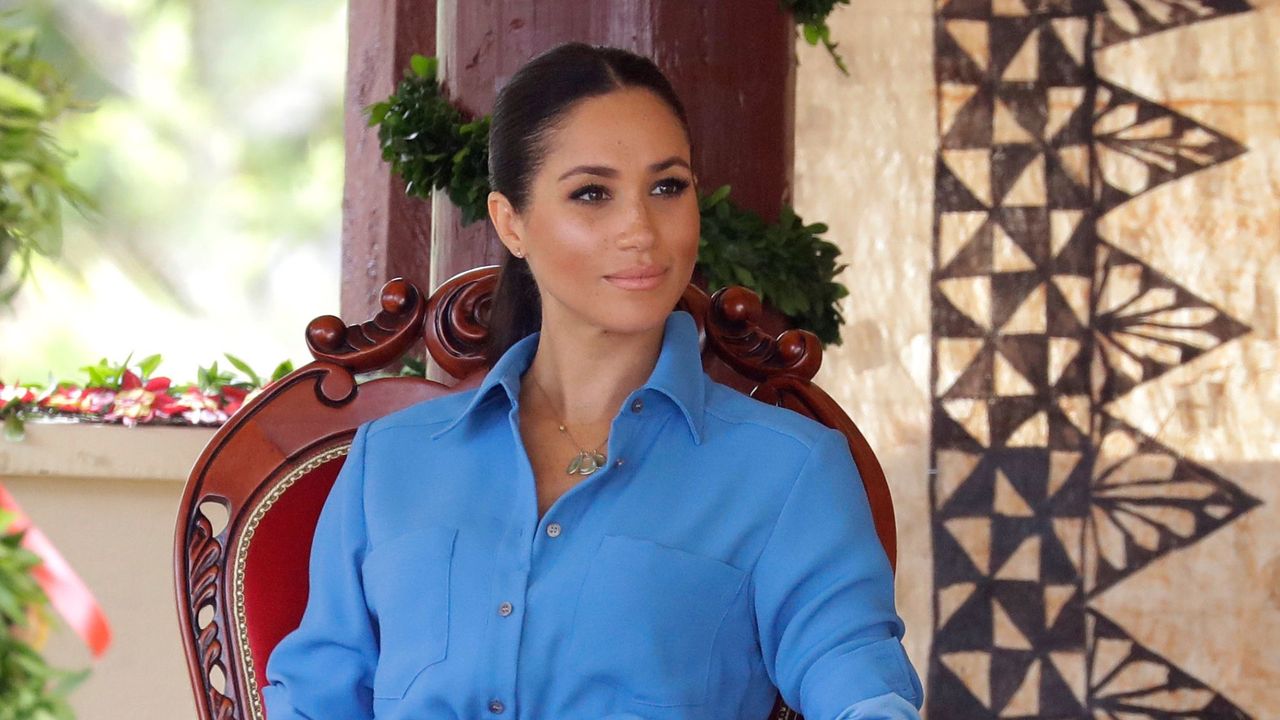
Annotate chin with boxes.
[589,289,684,336]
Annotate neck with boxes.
[520,311,665,427]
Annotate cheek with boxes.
[658,202,702,257]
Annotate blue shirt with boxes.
[263,309,923,720]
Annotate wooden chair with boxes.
[173,267,897,720]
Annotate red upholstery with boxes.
[240,457,344,702]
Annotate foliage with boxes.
[697,186,847,345]
[0,510,86,720]
[781,0,851,75]
[0,0,345,385]
[1,353,295,440]
[0,14,91,304]
[367,55,491,224]
[369,55,850,347]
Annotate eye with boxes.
[570,184,610,203]
[652,177,691,197]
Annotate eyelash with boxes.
[570,177,691,204]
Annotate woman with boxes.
[263,42,923,720]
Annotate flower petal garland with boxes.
[1,354,293,440]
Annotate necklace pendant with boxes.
[567,450,604,476]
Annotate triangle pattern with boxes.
[1051,275,1091,326]
[941,149,993,208]
[1091,240,1250,401]
[938,582,977,631]
[992,225,1037,273]
[1006,410,1049,447]
[1002,28,1039,83]
[1046,86,1087,142]
[1048,337,1081,386]
[940,651,992,709]
[1096,0,1253,49]
[938,276,992,330]
[994,99,1036,145]
[994,351,1037,397]
[945,518,992,576]
[935,448,982,510]
[1048,650,1087,706]
[1044,585,1076,629]
[1053,517,1085,575]
[1002,153,1047,207]
[1057,394,1090,436]
[995,534,1041,581]
[1048,451,1082,499]
[939,83,982,138]
[995,469,1034,516]
[938,211,989,270]
[1050,17,1088,66]
[943,399,992,448]
[1049,210,1084,259]
[1087,415,1261,595]
[945,20,991,73]
[1093,81,1248,211]
[992,599,1032,650]
[1001,283,1046,333]
[999,658,1040,716]
[1089,611,1252,716]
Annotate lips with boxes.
[605,265,667,290]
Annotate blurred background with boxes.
[0,0,345,382]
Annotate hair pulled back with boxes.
[482,42,690,366]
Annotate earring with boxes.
[513,248,525,258]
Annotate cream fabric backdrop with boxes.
[796,1,1279,717]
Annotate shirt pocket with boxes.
[568,534,747,707]
[361,525,457,699]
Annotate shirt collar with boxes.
[429,310,706,444]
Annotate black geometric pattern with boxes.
[930,1,1260,716]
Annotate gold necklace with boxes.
[529,372,609,476]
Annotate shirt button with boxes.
[488,699,505,714]
[614,458,625,467]
[498,602,513,617]
[631,398,644,413]
[546,523,562,538]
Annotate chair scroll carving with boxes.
[175,268,895,720]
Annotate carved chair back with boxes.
[173,267,896,720]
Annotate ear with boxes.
[488,191,525,256]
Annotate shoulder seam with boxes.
[367,414,454,441]
[703,402,824,451]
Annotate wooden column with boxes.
[340,0,437,322]
[429,0,796,294]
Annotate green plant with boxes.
[0,510,86,719]
[0,15,92,304]
[368,55,851,347]
[698,186,847,345]
[367,55,491,224]
[782,0,851,75]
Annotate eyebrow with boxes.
[556,156,691,182]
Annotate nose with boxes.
[615,197,657,252]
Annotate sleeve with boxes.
[262,421,377,719]
[751,427,924,720]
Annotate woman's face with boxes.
[491,87,701,337]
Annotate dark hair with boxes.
[483,42,691,367]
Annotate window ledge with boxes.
[0,422,216,483]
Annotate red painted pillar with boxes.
[429,1,796,294]
[340,0,437,322]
